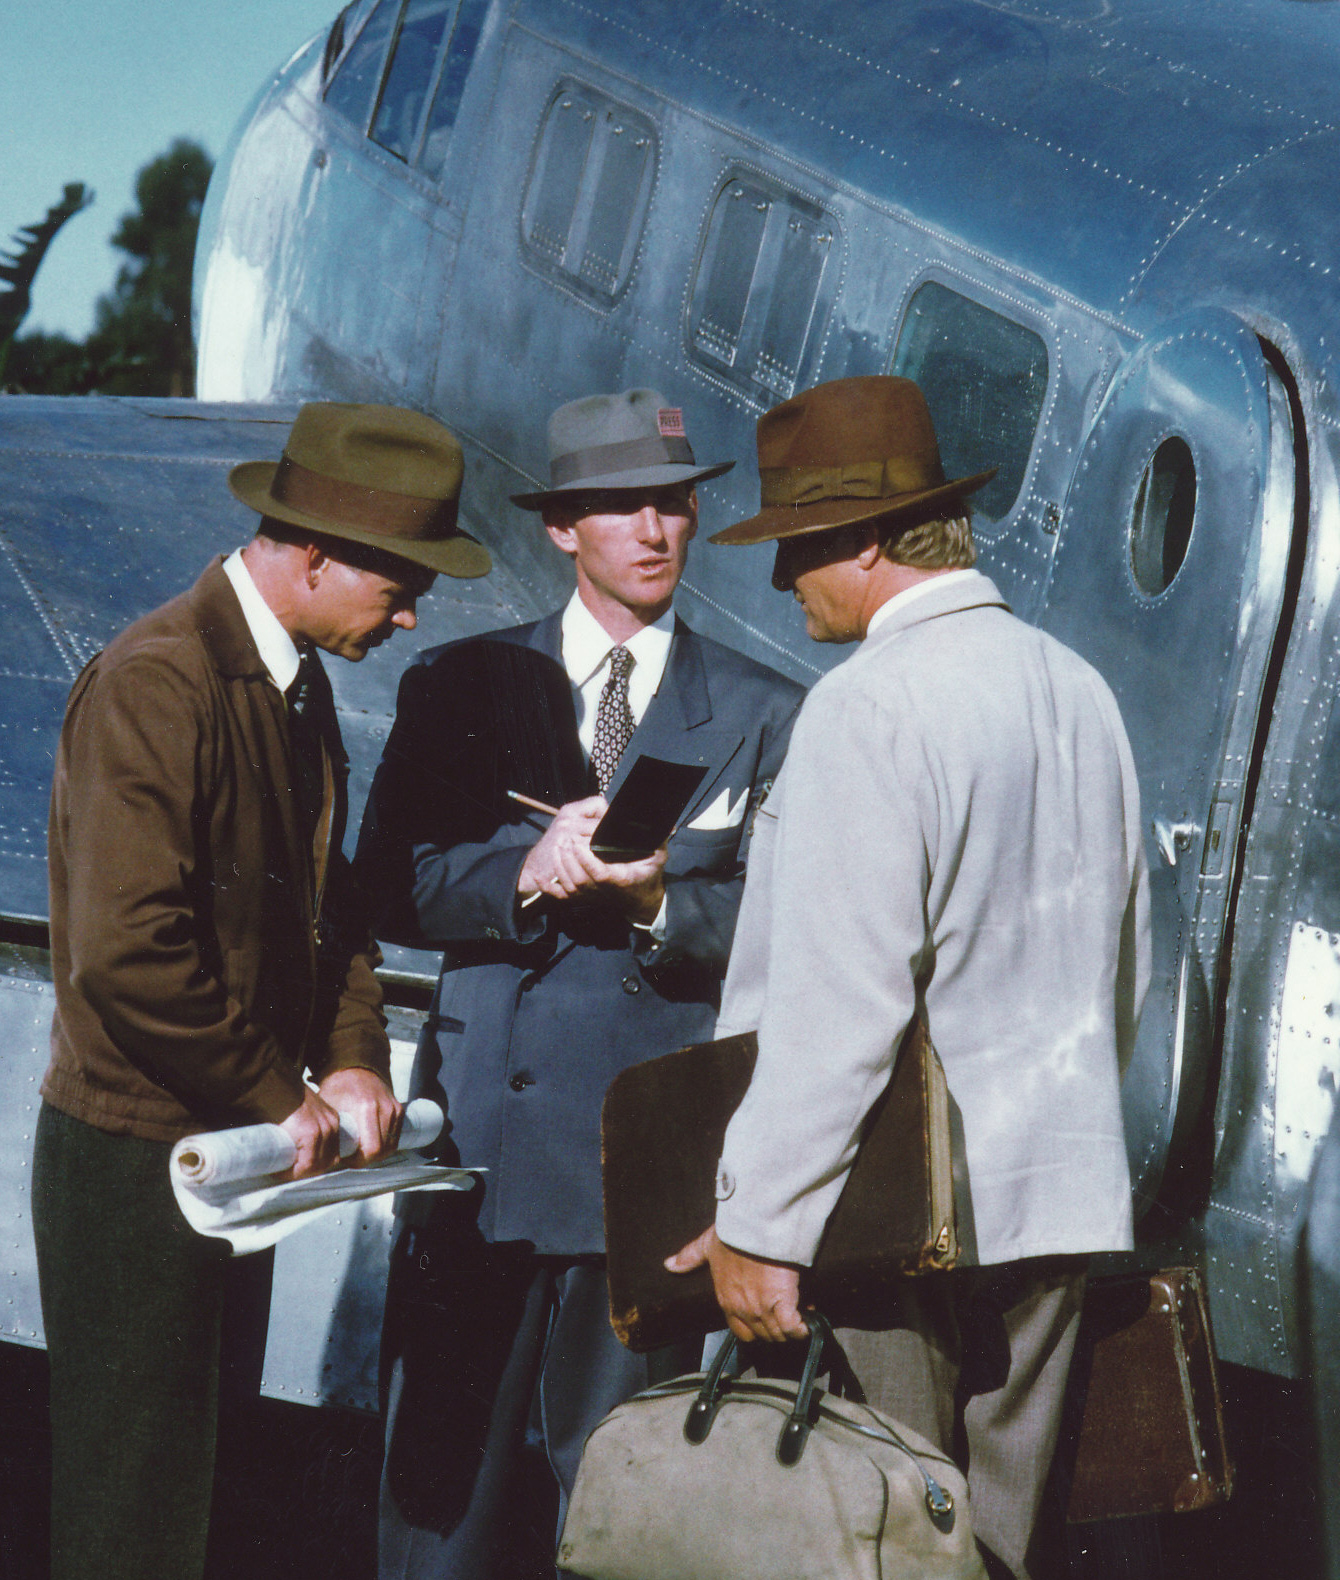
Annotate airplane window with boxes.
[526,97,596,263]
[891,281,1049,524]
[580,119,654,294]
[325,0,402,132]
[322,0,379,84]
[694,185,768,366]
[688,177,835,403]
[1130,437,1197,596]
[520,85,658,306]
[757,210,833,398]
[418,0,489,180]
[371,0,455,163]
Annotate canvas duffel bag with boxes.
[558,1313,986,1580]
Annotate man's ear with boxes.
[685,487,699,542]
[303,540,331,590]
[853,525,883,570]
[543,510,579,559]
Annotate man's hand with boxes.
[317,1067,404,1165]
[278,1086,344,1179]
[518,795,605,902]
[589,847,667,923]
[518,795,668,920]
[665,1226,808,1343]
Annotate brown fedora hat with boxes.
[709,376,996,546]
[229,402,491,578]
[511,388,733,510]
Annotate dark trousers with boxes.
[378,1229,698,1580]
[31,1102,272,1580]
[836,1256,1087,1580]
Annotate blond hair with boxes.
[879,511,976,570]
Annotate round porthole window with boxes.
[1130,436,1197,596]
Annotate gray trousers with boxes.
[31,1102,271,1580]
[837,1256,1086,1580]
[378,1230,698,1580]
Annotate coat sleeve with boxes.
[713,678,933,1265]
[307,849,393,1085]
[355,658,547,949]
[58,652,307,1123]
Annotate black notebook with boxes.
[591,754,708,860]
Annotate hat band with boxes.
[270,456,459,540]
[550,434,696,488]
[759,457,946,509]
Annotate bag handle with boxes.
[682,1312,835,1467]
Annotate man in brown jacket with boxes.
[31,402,490,1580]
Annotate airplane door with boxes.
[1039,310,1297,1213]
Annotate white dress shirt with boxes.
[560,592,674,759]
[223,548,301,693]
[560,591,675,935]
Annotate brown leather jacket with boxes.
[42,558,390,1141]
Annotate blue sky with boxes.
[5,0,341,339]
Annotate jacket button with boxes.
[509,1072,535,1091]
[621,975,641,995]
[484,926,501,940]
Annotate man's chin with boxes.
[803,617,852,645]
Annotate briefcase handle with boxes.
[682,1312,836,1466]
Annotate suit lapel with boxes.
[490,612,585,803]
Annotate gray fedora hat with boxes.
[511,388,733,510]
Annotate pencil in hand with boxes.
[510,789,559,908]
[508,789,562,818]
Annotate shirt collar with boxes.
[222,548,302,693]
[865,568,979,641]
[560,591,675,691]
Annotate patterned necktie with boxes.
[591,645,636,792]
[285,650,326,850]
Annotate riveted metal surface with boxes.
[1302,1100,1340,1570]
[261,1022,424,1411]
[1038,312,1295,1212]
[0,970,51,1349]
[1274,925,1340,1192]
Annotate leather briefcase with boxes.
[558,1314,986,1580]
[1065,1267,1233,1520]
[602,1020,957,1352]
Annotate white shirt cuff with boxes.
[631,892,669,941]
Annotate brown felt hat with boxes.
[709,376,997,546]
[511,388,733,510]
[229,402,491,578]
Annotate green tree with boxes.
[5,331,95,395]
[85,138,214,396]
[0,183,93,385]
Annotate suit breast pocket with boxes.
[667,823,743,876]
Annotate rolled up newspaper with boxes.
[172,1097,445,1187]
[170,1098,478,1255]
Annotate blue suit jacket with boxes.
[357,610,804,1253]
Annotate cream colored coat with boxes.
[715,571,1150,1268]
